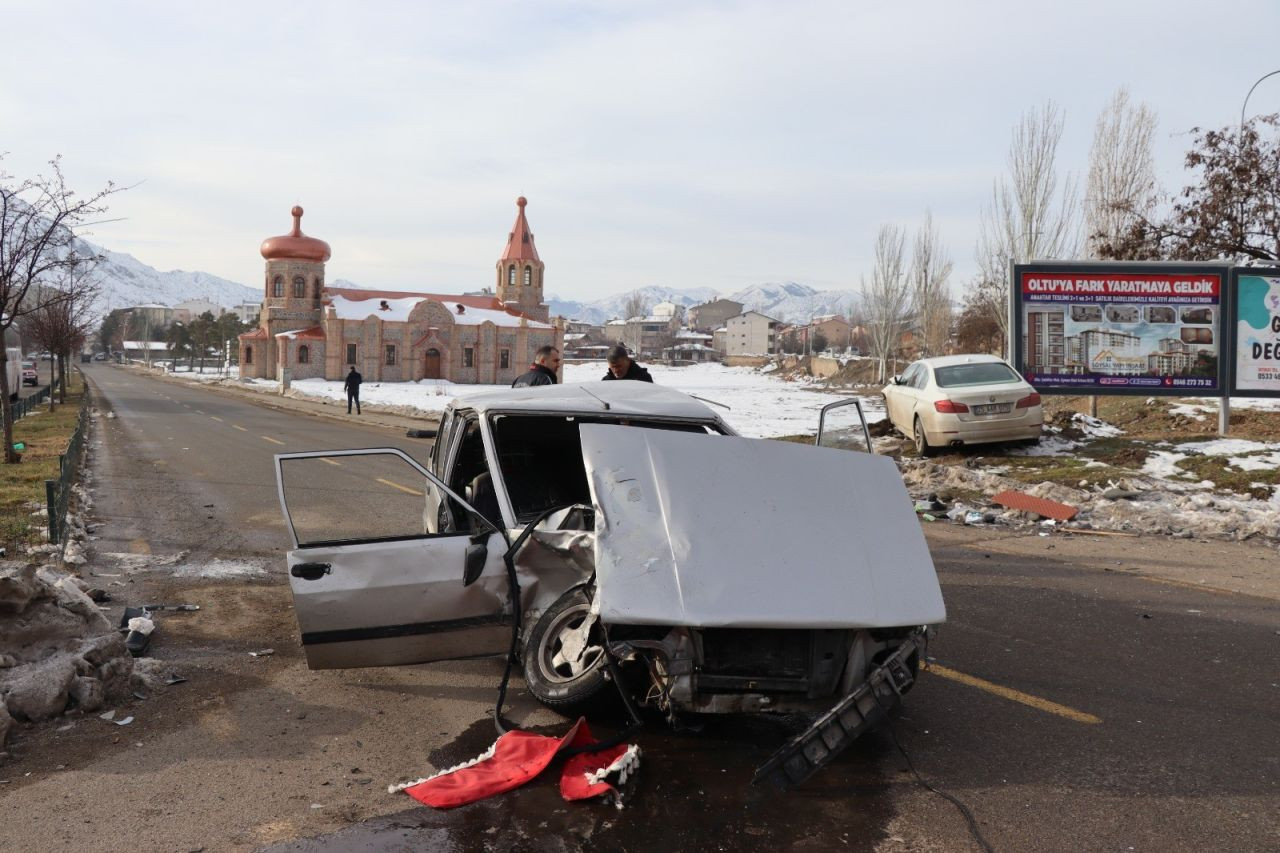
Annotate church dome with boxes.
[260,206,331,262]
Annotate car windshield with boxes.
[934,362,1020,388]
[489,414,723,523]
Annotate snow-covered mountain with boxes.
[725,282,861,323]
[548,286,719,325]
[88,242,260,317]
[545,282,861,325]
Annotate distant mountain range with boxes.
[77,238,861,326]
[84,239,260,319]
[547,281,862,325]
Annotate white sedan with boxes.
[882,354,1043,456]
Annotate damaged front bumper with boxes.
[752,634,921,789]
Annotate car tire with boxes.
[523,588,613,713]
[913,417,937,458]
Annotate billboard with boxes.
[1230,269,1280,397]
[1012,263,1228,396]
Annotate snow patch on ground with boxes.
[1142,451,1191,479]
[171,559,272,579]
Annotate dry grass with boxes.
[0,375,87,553]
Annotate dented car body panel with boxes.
[581,424,945,629]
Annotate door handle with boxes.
[290,562,331,580]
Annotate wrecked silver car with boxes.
[274,382,945,785]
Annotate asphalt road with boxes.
[0,363,1275,852]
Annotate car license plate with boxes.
[973,403,1012,415]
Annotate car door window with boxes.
[816,398,875,454]
[911,365,931,390]
[276,448,493,549]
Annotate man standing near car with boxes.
[602,346,653,382]
[344,365,362,414]
[512,346,561,387]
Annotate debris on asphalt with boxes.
[248,649,274,657]
[114,716,134,726]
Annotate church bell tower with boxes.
[495,197,547,322]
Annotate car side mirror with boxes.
[463,537,488,586]
[892,375,903,385]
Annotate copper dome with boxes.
[260,206,331,262]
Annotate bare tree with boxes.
[0,157,121,462]
[1085,88,1158,258]
[861,225,911,383]
[621,292,649,322]
[20,262,101,405]
[975,102,1080,350]
[909,210,954,357]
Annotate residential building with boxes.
[1024,308,1066,374]
[688,298,743,332]
[724,311,780,356]
[173,299,225,322]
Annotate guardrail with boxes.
[12,385,51,421]
[44,380,91,547]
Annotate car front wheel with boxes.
[523,588,612,713]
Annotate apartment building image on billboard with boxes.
[1024,308,1066,374]
[1067,329,1145,375]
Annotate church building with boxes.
[238,197,562,384]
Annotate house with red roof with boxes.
[239,198,563,384]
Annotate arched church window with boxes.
[297,345,310,364]
[508,265,516,286]
[293,276,306,298]
[272,276,284,298]
[524,266,531,286]
[244,346,253,364]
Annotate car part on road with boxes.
[752,634,921,789]
[990,490,1078,522]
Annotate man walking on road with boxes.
[512,346,561,387]
[344,365,362,414]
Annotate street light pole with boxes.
[1240,69,1280,131]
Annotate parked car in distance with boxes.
[21,361,38,386]
[93,352,109,361]
[882,354,1043,456]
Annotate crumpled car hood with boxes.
[579,425,946,629]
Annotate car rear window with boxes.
[934,363,1020,388]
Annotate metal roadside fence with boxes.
[12,385,51,421]
[44,386,91,547]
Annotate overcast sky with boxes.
[2,0,1279,303]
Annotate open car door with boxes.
[275,448,511,669]
[815,397,875,454]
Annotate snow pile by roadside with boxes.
[901,458,1280,541]
[0,562,134,749]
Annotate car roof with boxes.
[449,381,728,423]
[915,354,1010,369]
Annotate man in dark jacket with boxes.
[512,346,561,387]
[602,346,654,382]
[343,365,362,414]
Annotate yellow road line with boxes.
[233,425,247,432]
[321,458,342,466]
[376,477,424,496]
[210,416,223,422]
[261,436,286,446]
[927,663,1102,725]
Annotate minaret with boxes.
[495,196,547,322]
